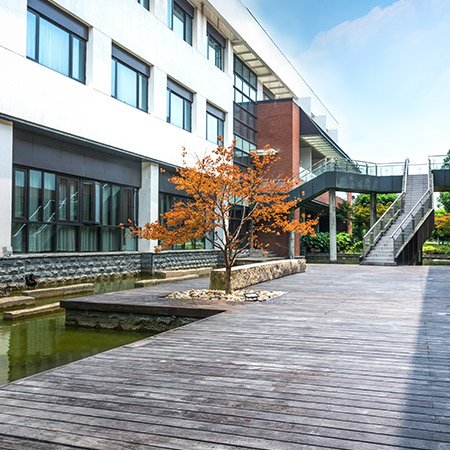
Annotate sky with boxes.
[242,0,450,164]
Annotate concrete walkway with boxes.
[0,264,449,449]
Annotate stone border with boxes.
[209,259,306,291]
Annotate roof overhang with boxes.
[299,108,351,161]
[232,41,293,99]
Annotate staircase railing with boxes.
[296,158,406,184]
[391,160,434,258]
[361,158,409,259]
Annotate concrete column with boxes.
[138,162,159,252]
[193,8,207,57]
[86,28,111,95]
[288,211,295,259]
[370,192,377,227]
[154,0,169,24]
[0,120,13,254]
[193,93,206,139]
[224,38,234,78]
[150,67,167,121]
[329,189,337,262]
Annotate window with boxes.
[233,56,258,167]
[12,167,138,253]
[26,0,87,83]
[263,86,275,101]
[207,24,225,70]
[169,0,193,45]
[111,44,149,112]
[137,0,149,9]
[159,193,213,250]
[167,79,193,132]
[206,103,225,144]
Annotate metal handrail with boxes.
[391,159,434,258]
[361,158,409,259]
[297,157,406,184]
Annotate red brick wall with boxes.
[256,100,300,257]
[257,100,300,179]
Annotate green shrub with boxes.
[350,240,363,253]
[303,232,330,252]
[336,232,353,253]
[423,243,450,255]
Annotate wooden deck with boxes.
[0,264,449,449]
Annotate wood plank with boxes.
[0,264,449,448]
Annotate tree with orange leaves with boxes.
[124,142,317,293]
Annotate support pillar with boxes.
[370,192,377,227]
[288,211,295,259]
[138,162,159,252]
[329,189,337,262]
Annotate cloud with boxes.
[296,0,450,163]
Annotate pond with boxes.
[0,276,158,385]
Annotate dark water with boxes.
[0,276,157,385]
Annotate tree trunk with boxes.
[224,264,232,294]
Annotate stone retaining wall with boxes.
[210,258,306,291]
[0,250,222,290]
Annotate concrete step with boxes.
[3,302,63,321]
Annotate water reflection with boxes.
[0,276,158,385]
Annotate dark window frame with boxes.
[207,23,225,70]
[111,44,149,112]
[169,0,193,45]
[27,0,87,83]
[206,103,225,144]
[167,79,193,132]
[136,0,149,10]
[12,165,138,253]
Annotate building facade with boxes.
[0,0,345,262]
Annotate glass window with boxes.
[59,178,68,221]
[14,170,26,218]
[27,10,86,83]
[111,58,148,112]
[102,228,121,252]
[122,189,133,224]
[26,11,37,60]
[12,223,27,254]
[29,223,54,253]
[137,0,149,9]
[207,113,224,144]
[208,35,223,70]
[81,226,98,252]
[171,1,192,45]
[29,170,42,222]
[71,36,85,82]
[167,90,192,131]
[12,167,137,253]
[57,225,77,251]
[82,182,94,222]
[111,185,121,225]
[43,173,56,222]
[69,180,79,221]
[102,183,111,225]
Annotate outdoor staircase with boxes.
[361,165,434,266]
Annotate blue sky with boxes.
[242,0,450,164]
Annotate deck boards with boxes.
[0,264,449,449]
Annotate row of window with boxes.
[233,56,259,167]
[12,167,137,253]
[26,0,227,143]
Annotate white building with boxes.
[0,0,342,258]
